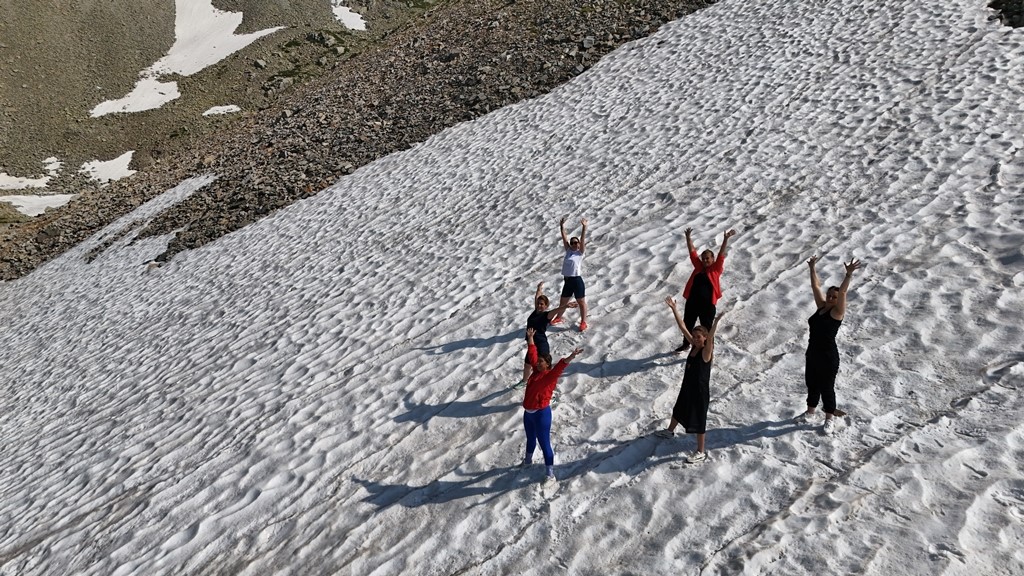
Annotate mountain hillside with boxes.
[0,0,714,279]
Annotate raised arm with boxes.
[525,327,538,366]
[578,218,588,252]
[702,312,724,363]
[685,227,696,254]
[560,216,570,249]
[808,255,825,309]
[535,281,544,301]
[831,258,862,320]
[665,296,694,345]
[717,229,737,262]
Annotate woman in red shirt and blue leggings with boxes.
[522,327,583,482]
[676,227,736,351]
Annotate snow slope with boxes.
[1,0,1023,574]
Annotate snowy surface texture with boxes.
[2,0,1023,574]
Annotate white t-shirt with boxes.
[561,249,584,277]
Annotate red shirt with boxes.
[683,249,725,305]
[523,344,569,410]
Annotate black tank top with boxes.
[690,270,714,304]
[807,308,842,360]
[527,310,550,342]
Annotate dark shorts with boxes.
[560,276,586,299]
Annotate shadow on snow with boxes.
[355,417,805,509]
[417,328,521,355]
[393,387,520,424]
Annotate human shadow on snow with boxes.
[705,417,807,451]
[392,388,519,424]
[417,328,520,356]
[570,351,680,378]
[356,416,807,510]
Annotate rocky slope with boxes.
[2,0,1019,280]
[0,0,425,178]
[1,0,721,279]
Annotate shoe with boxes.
[519,459,532,468]
[512,379,526,390]
[654,429,674,439]
[794,410,814,423]
[579,321,588,332]
[823,419,836,435]
[686,451,707,464]
[550,317,563,325]
[674,341,690,353]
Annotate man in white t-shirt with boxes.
[552,216,589,331]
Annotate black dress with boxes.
[672,351,712,434]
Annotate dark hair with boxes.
[827,286,840,294]
[570,237,580,245]
[701,249,714,260]
[538,353,553,367]
[536,295,549,307]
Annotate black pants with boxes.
[683,299,716,331]
[805,355,839,413]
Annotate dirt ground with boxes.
[0,0,427,188]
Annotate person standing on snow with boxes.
[513,281,577,389]
[551,217,589,332]
[795,255,862,435]
[657,297,724,464]
[675,227,736,352]
[521,327,583,482]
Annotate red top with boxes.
[523,344,569,410]
[683,249,725,305]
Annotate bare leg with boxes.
[522,363,532,382]
[554,296,570,321]
[696,433,706,453]
[578,297,588,323]
[656,418,679,438]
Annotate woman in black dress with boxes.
[797,255,861,434]
[657,296,723,464]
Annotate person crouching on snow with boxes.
[522,327,583,482]
[657,296,723,464]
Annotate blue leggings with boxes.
[523,407,554,466]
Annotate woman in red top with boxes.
[522,327,583,482]
[676,227,736,351]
